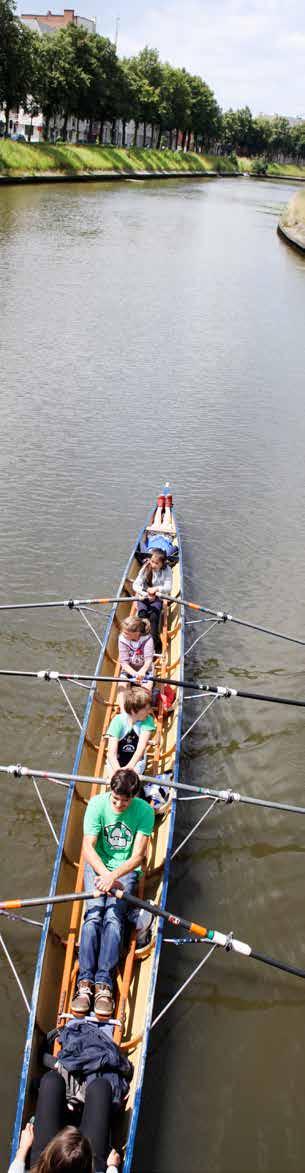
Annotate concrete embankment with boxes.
[278,190,305,253]
[0,168,218,186]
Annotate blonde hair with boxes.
[124,686,152,715]
[31,1126,93,1173]
[120,616,151,637]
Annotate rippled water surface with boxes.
[1,175,305,1171]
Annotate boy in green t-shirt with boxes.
[71,769,155,1021]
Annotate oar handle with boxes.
[1,890,305,981]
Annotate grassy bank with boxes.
[0,141,239,178]
[239,157,305,179]
[2,142,305,182]
[279,189,305,248]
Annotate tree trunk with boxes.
[156,124,162,149]
[151,123,155,148]
[194,133,198,152]
[62,112,68,141]
[175,128,179,150]
[122,120,126,147]
[100,119,104,143]
[76,117,79,143]
[133,121,139,147]
[181,129,187,151]
[143,121,146,147]
[5,103,9,135]
[169,128,173,150]
[111,117,116,145]
[186,129,191,151]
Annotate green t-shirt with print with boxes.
[84,792,155,871]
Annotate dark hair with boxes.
[142,549,167,587]
[111,769,140,798]
[31,1126,93,1173]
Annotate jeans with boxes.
[78,863,137,990]
[30,1069,112,1173]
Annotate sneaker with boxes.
[94,983,114,1020]
[71,980,94,1017]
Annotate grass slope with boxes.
[280,189,305,245]
[0,142,238,177]
[239,156,305,178]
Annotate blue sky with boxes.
[19,0,305,116]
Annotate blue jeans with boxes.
[78,863,137,990]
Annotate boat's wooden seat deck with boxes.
[18,533,182,1155]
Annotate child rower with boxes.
[117,616,154,712]
[106,686,156,779]
[132,549,173,650]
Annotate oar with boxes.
[3,764,305,818]
[164,597,305,649]
[2,669,305,711]
[1,591,303,650]
[141,775,305,817]
[1,888,305,982]
[0,596,140,612]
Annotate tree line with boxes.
[1,0,305,161]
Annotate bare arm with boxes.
[119,662,138,678]
[106,735,121,775]
[95,831,150,892]
[136,656,154,680]
[83,833,110,880]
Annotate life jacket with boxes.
[118,725,139,766]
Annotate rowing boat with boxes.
[11,487,184,1171]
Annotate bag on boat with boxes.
[57,1020,133,1108]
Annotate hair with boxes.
[120,615,151,637]
[124,686,152,715]
[111,768,141,798]
[142,549,167,587]
[31,1127,93,1173]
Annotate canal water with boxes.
[1,174,305,1171]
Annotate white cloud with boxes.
[117,0,305,115]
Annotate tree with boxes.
[36,24,94,140]
[82,34,119,143]
[158,65,191,149]
[220,107,254,155]
[122,48,163,146]
[187,74,221,151]
[0,0,38,133]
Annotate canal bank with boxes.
[3,142,305,186]
[278,189,305,253]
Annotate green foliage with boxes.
[250,156,267,175]
[1,5,305,165]
[0,0,38,130]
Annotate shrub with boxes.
[250,156,268,176]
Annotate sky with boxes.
[18,0,305,117]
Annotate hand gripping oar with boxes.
[2,669,305,711]
[164,597,305,649]
[1,888,305,982]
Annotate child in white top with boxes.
[133,549,172,649]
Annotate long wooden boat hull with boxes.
[11,491,184,1170]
